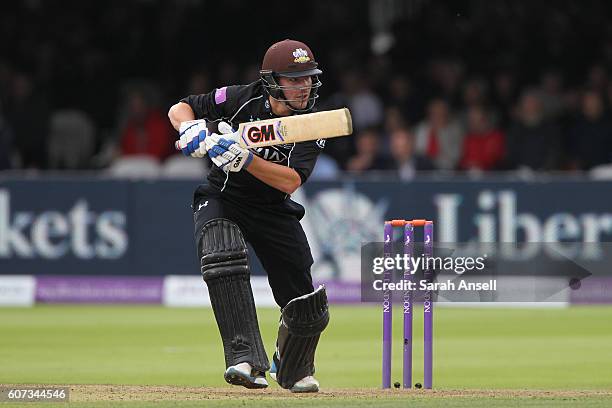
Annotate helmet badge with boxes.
[292,48,311,64]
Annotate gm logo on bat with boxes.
[242,121,284,146]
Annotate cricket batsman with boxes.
[167,39,330,392]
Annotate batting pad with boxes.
[200,218,270,372]
[276,285,330,388]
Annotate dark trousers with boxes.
[193,185,315,308]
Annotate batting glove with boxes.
[177,120,208,158]
[206,123,253,172]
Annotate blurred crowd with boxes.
[1,0,612,179]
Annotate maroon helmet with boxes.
[260,39,322,112]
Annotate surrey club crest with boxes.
[293,48,311,63]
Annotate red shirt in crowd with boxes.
[459,129,505,170]
[120,110,173,160]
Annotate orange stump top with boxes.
[385,219,433,227]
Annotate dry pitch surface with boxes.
[51,384,612,400]
[2,384,612,407]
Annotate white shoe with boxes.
[290,375,319,393]
[270,352,319,393]
[224,362,268,389]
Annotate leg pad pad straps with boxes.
[200,218,269,372]
[276,285,330,388]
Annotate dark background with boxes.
[1,0,612,174]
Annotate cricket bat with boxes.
[176,108,352,150]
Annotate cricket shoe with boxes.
[269,353,279,382]
[224,362,268,389]
[270,352,319,393]
[289,376,320,393]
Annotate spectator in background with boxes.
[389,128,434,180]
[5,73,49,169]
[559,88,583,167]
[538,70,565,120]
[505,90,561,170]
[381,105,408,156]
[568,91,612,170]
[587,64,608,95]
[119,89,173,160]
[342,71,384,130]
[47,110,96,169]
[463,78,488,107]
[386,75,422,124]
[414,98,463,170]
[383,106,407,135]
[346,127,389,172]
[459,105,505,171]
[458,78,489,129]
[309,153,340,181]
[318,71,385,164]
[428,59,464,106]
[491,71,518,128]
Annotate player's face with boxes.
[279,76,312,109]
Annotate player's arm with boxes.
[168,87,236,157]
[206,135,302,194]
[246,156,302,194]
[206,126,303,194]
[245,140,323,193]
[171,87,233,125]
[168,102,195,131]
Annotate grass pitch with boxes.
[1,305,611,407]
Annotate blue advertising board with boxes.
[1,177,611,279]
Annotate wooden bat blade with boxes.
[237,108,352,148]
